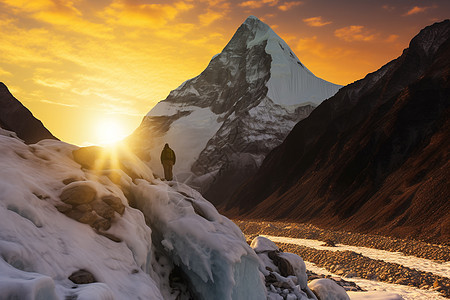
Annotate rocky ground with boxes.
[235,220,450,298]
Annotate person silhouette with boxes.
[160,143,176,181]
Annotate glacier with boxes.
[0,130,266,299]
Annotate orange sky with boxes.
[0,0,448,145]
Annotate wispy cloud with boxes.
[403,5,435,16]
[385,34,399,43]
[238,0,279,9]
[1,0,112,38]
[103,0,194,28]
[0,67,12,77]
[303,16,332,27]
[40,99,78,107]
[34,78,71,89]
[335,25,375,42]
[296,36,353,59]
[382,5,395,12]
[199,7,229,26]
[278,1,303,11]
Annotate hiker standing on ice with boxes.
[160,143,176,181]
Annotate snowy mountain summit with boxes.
[129,16,342,205]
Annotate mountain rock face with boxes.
[0,82,57,144]
[128,16,341,205]
[226,20,450,244]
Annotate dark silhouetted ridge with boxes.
[0,82,58,144]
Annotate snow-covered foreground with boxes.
[0,131,360,300]
[262,235,450,278]
[0,132,266,299]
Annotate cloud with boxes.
[334,25,375,42]
[385,34,399,43]
[296,36,353,59]
[0,67,12,77]
[403,5,435,16]
[1,0,112,38]
[382,5,395,12]
[41,99,78,107]
[1,0,60,13]
[199,5,229,26]
[104,0,194,28]
[303,16,331,27]
[238,0,278,9]
[278,1,302,11]
[34,78,71,89]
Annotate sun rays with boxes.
[95,117,129,146]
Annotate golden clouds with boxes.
[199,2,231,26]
[334,25,375,42]
[34,78,72,89]
[0,67,12,77]
[239,0,279,9]
[104,0,193,28]
[40,99,78,107]
[1,0,447,145]
[296,36,353,60]
[199,9,227,26]
[1,0,111,38]
[385,34,399,43]
[238,0,302,11]
[303,16,331,27]
[278,1,302,11]
[403,6,435,16]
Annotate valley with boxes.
[236,220,450,299]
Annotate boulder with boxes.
[62,177,80,185]
[250,236,279,253]
[74,204,92,212]
[268,251,294,277]
[69,269,97,284]
[309,278,349,300]
[101,195,125,215]
[92,218,111,231]
[55,203,72,213]
[72,146,105,170]
[64,210,97,225]
[91,200,115,220]
[322,239,336,247]
[60,183,96,205]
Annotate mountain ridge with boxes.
[224,19,450,244]
[0,82,58,144]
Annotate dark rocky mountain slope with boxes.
[225,20,450,244]
[0,82,57,144]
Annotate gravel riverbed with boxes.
[234,220,450,298]
[235,220,450,261]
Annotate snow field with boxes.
[145,102,224,181]
[244,15,341,106]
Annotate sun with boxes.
[95,117,128,146]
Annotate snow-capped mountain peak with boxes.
[129,16,342,206]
